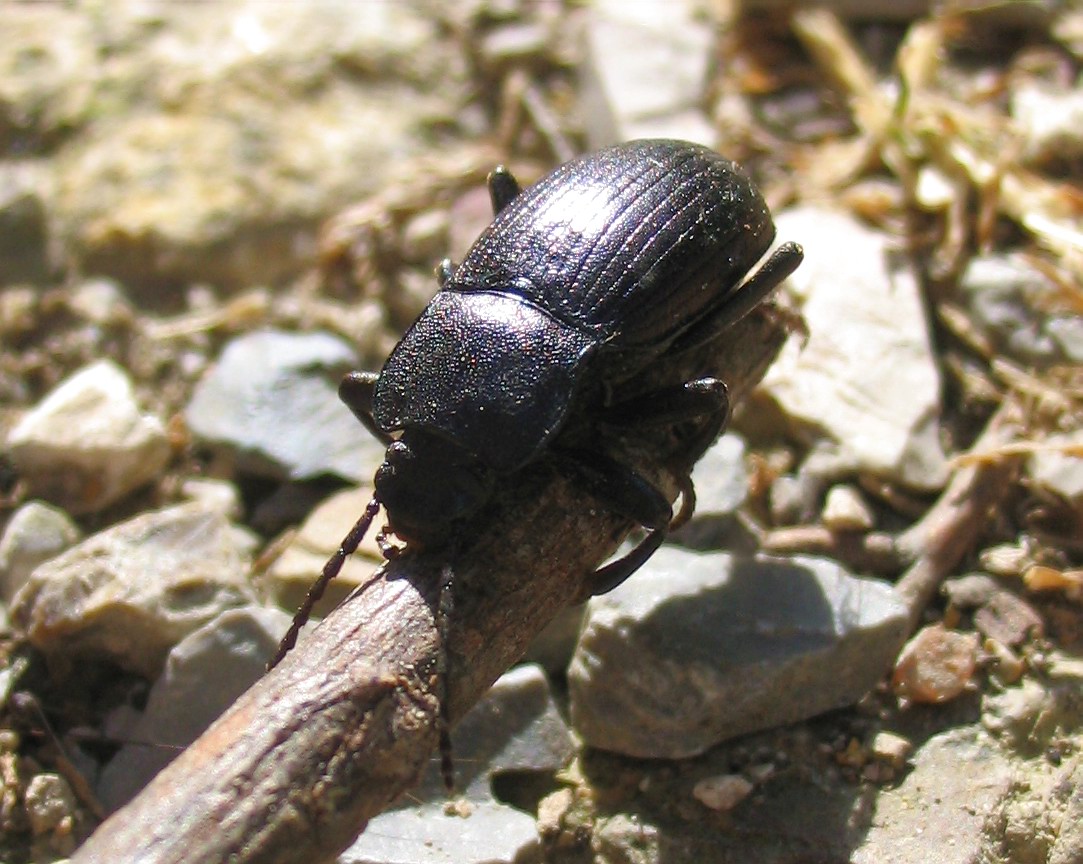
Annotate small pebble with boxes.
[870,731,913,769]
[985,638,1025,685]
[822,484,875,532]
[973,590,1044,648]
[892,624,979,704]
[24,773,78,853]
[942,573,1001,609]
[1024,565,1083,596]
[979,543,1031,578]
[692,774,753,811]
[0,501,82,603]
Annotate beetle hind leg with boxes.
[488,165,521,214]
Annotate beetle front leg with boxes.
[338,371,394,446]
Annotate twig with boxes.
[70,307,789,864]
[894,403,1021,631]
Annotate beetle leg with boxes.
[338,371,394,446]
[435,257,455,287]
[597,377,729,430]
[587,528,667,596]
[487,165,522,214]
[557,447,672,531]
[555,447,674,595]
[669,241,804,357]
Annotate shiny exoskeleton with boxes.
[272,138,802,670]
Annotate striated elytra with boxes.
[273,138,802,670]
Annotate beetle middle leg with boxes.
[564,376,731,596]
[597,376,732,513]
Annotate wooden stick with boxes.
[71,307,790,864]
[894,404,1021,631]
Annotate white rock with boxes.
[822,484,875,531]
[759,207,947,490]
[1028,430,1083,505]
[6,360,170,514]
[580,0,715,147]
[1012,81,1083,162]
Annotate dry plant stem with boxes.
[71,308,788,864]
[894,404,1020,631]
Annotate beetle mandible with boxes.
[271,139,802,665]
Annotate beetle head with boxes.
[374,430,496,547]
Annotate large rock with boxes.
[97,605,292,811]
[47,1,459,293]
[568,546,909,758]
[13,502,258,677]
[758,206,948,490]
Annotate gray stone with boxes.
[973,590,1044,648]
[12,502,258,677]
[568,547,909,758]
[959,253,1081,367]
[412,664,575,802]
[768,473,818,526]
[6,359,171,514]
[0,501,81,603]
[851,726,1015,864]
[341,800,539,864]
[670,434,749,549]
[943,572,1002,609]
[97,605,292,811]
[759,207,948,490]
[185,330,385,483]
[579,0,715,148]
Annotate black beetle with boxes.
[272,139,801,665]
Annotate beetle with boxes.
[271,139,801,667]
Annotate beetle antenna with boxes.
[268,496,382,669]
